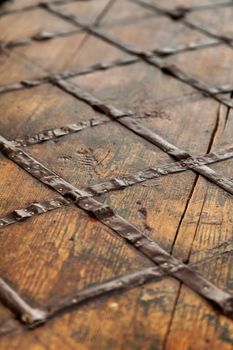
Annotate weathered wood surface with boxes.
[0,0,233,349]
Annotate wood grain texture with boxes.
[0,0,233,349]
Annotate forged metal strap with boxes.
[47,266,166,318]
[46,4,233,109]
[0,80,44,94]
[1,24,219,57]
[0,197,68,228]
[55,79,233,196]
[183,18,233,45]
[154,39,220,57]
[15,117,108,146]
[0,136,232,317]
[0,136,89,198]
[0,277,47,326]
[0,57,139,95]
[85,146,233,196]
[0,51,231,101]
[160,63,233,108]
[0,63,231,97]
[0,29,81,51]
[0,268,165,332]
[2,145,233,228]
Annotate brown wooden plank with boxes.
[0,0,233,349]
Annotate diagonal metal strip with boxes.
[0,28,82,51]
[0,135,233,318]
[0,197,68,227]
[54,79,233,196]
[2,144,233,229]
[14,117,109,146]
[0,57,139,95]
[1,144,233,228]
[0,277,47,326]
[0,267,166,331]
[0,26,220,55]
[131,0,233,45]
[0,56,231,98]
[46,266,166,320]
[45,4,233,108]
[183,17,233,45]
[84,146,233,195]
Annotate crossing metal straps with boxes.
[0,135,233,318]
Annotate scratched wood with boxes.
[0,0,233,349]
